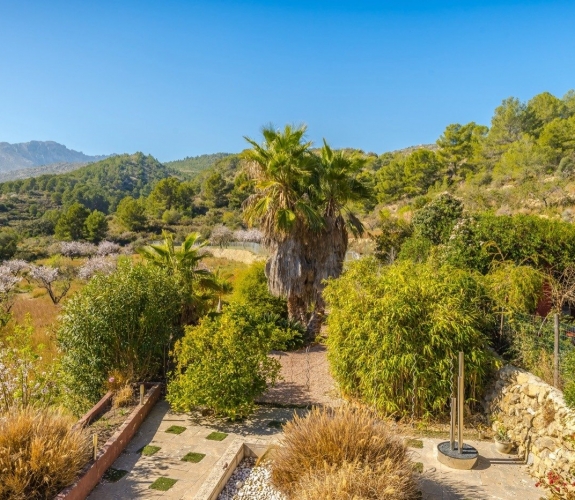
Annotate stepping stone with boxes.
[103,468,128,482]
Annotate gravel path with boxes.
[217,458,285,500]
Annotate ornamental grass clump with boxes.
[0,407,91,500]
[271,406,419,499]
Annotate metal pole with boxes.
[554,313,560,388]
[450,397,456,451]
[458,351,464,453]
[140,384,145,405]
[93,434,98,461]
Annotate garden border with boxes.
[56,383,162,500]
[191,440,271,500]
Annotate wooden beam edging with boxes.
[75,391,114,430]
[55,383,162,500]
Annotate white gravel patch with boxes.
[217,457,286,500]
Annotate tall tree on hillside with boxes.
[242,125,370,336]
[55,202,90,241]
[485,97,531,159]
[436,122,486,182]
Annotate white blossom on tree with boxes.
[78,256,117,280]
[233,229,263,243]
[210,225,234,248]
[0,266,19,294]
[96,241,121,256]
[2,259,30,275]
[60,241,97,259]
[28,265,71,304]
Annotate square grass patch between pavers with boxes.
[206,431,228,441]
[165,425,186,435]
[406,438,424,449]
[181,452,206,463]
[138,445,161,456]
[149,477,178,491]
[103,468,128,482]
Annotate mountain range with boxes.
[0,141,108,172]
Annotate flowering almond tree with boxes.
[29,265,72,305]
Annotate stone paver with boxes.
[88,400,307,500]
[415,437,542,500]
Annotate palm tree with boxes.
[243,125,322,328]
[137,231,212,324]
[206,270,234,313]
[306,140,371,330]
[242,126,371,337]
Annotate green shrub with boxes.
[231,262,303,350]
[231,262,286,317]
[0,229,18,260]
[324,258,496,417]
[58,261,184,413]
[0,317,60,412]
[411,193,463,245]
[167,303,281,419]
[443,213,575,275]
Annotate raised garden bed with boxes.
[55,383,162,500]
[88,391,139,450]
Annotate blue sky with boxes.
[0,0,574,161]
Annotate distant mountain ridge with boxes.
[0,161,95,183]
[0,141,108,172]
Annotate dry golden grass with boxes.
[294,459,419,500]
[113,384,135,408]
[271,406,419,499]
[0,407,91,500]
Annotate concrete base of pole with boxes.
[437,441,479,470]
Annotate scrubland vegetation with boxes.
[1,89,575,498]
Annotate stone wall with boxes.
[485,365,575,477]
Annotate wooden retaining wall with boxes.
[56,384,162,500]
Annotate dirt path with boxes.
[258,344,343,407]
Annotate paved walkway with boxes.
[415,438,542,500]
[88,401,306,500]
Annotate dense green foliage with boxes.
[231,262,286,317]
[165,153,231,177]
[58,261,184,413]
[324,258,496,417]
[0,229,17,260]
[443,213,575,274]
[230,262,304,349]
[1,153,170,213]
[167,304,282,419]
